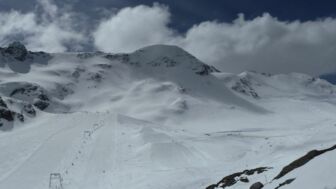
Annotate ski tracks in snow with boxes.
[73,116,119,189]
[0,112,120,189]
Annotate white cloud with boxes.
[1,2,336,75]
[0,0,85,52]
[93,5,336,75]
[93,3,178,53]
[183,13,336,75]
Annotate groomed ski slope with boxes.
[0,109,335,189]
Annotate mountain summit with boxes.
[0,43,335,189]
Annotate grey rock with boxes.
[250,182,264,189]
[4,42,28,61]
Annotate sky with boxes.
[0,0,336,75]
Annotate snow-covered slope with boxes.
[0,42,335,189]
[216,71,336,99]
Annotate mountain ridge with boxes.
[0,42,335,189]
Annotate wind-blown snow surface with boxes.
[0,44,336,189]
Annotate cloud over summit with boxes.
[93,4,176,53]
[1,1,336,75]
[93,5,336,75]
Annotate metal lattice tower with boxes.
[49,173,63,189]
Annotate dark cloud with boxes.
[2,0,336,32]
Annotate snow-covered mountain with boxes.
[0,42,335,189]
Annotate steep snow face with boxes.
[127,45,265,114]
[130,45,219,75]
[0,43,336,189]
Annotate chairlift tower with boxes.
[49,173,63,189]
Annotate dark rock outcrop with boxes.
[274,178,295,189]
[206,167,271,189]
[3,42,28,61]
[9,83,51,110]
[250,182,264,189]
[33,100,49,111]
[16,113,24,122]
[194,64,220,76]
[10,84,40,97]
[22,104,36,117]
[105,54,130,63]
[231,78,259,99]
[0,98,25,128]
[0,42,52,73]
[274,144,336,180]
[0,108,14,122]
